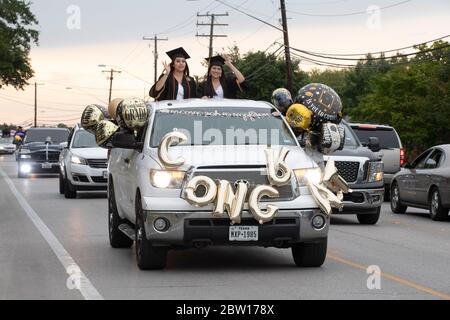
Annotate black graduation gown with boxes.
[198,76,247,99]
[149,73,198,101]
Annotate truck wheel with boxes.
[64,177,77,199]
[357,208,380,225]
[135,191,167,270]
[291,237,327,267]
[429,188,448,221]
[59,171,65,194]
[390,182,407,214]
[108,179,133,248]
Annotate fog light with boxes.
[153,218,169,232]
[20,164,31,173]
[312,215,326,230]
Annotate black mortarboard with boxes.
[166,47,190,60]
[205,55,225,66]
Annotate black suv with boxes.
[17,128,70,178]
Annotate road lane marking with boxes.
[0,166,104,300]
[327,253,450,300]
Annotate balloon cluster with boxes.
[272,83,345,155]
[80,97,150,148]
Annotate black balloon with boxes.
[295,83,343,126]
[271,88,293,115]
[81,104,110,133]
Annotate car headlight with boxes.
[150,169,185,189]
[71,155,87,165]
[367,161,384,182]
[293,167,322,185]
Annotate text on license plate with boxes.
[41,163,52,169]
[229,226,258,241]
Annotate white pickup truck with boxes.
[108,99,329,270]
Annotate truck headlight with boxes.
[367,161,383,182]
[71,155,87,165]
[293,167,322,185]
[150,169,185,189]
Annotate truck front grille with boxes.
[334,161,359,183]
[87,159,108,168]
[31,151,60,162]
[192,167,295,201]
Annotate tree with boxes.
[228,49,309,101]
[0,0,39,90]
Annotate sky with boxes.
[1,0,449,127]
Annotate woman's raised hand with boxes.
[163,61,170,74]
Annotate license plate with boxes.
[41,163,52,169]
[229,226,258,241]
[102,171,108,179]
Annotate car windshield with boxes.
[150,107,297,147]
[0,137,13,144]
[352,127,400,149]
[24,129,69,144]
[342,123,359,148]
[71,129,97,148]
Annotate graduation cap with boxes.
[166,47,190,60]
[205,55,225,66]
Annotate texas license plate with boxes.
[41,163,52,169]
[229,226,258,241]
[102,171,108,179]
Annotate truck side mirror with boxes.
[367,137,381,153]
[111,131,143,150]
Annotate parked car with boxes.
[390,144,450,221]
[0,137,16,155]
[325,121,384,225]
[17,128,70,178]
[108,99,329,269]
[59,124,108,198]
[350,123,404,200]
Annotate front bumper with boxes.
[335,188,384,214]
[18,160,59,173]
[143,209,328,247]
[0,149,16,155]
[67,163,108,189]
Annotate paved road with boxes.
[1,155,449,300]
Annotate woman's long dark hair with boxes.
[204,64,227,97]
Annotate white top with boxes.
[176,83,184,101]
[213,85,224,99]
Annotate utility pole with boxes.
[33,82,44,127]
[143,34,168,83]
[101,68,122,104]
[280,0,293,94]
[196,12,228,60]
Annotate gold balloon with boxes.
[213,180,248,225]
[81,104,107,131]
[265,147,292,186]
[108,98,124,120]
[183,176,217,207]
[116,97,149,129]
[285,103,313,132]
[158,131,188,168]
[95,120,119,147]
[248,185,279,224]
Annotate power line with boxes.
[288,0,412,17]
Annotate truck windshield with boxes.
[342,124,360,148]
[24,129,69,144]
[150,107,297,147]
[71,130,97,148]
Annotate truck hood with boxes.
[21,142,63,152]
[71,147,108,159]
[331,145,379,161]
[150,145,317,170]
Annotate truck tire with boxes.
[390,182,407,214]
[64,177,77,199]
[135,191,167,270]
[357,207,380,225]
[429,188,449,221]
[291,237,327,267]
[108,179,133,248]
[59,171,65,194]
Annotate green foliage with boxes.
[0,0,39,89]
